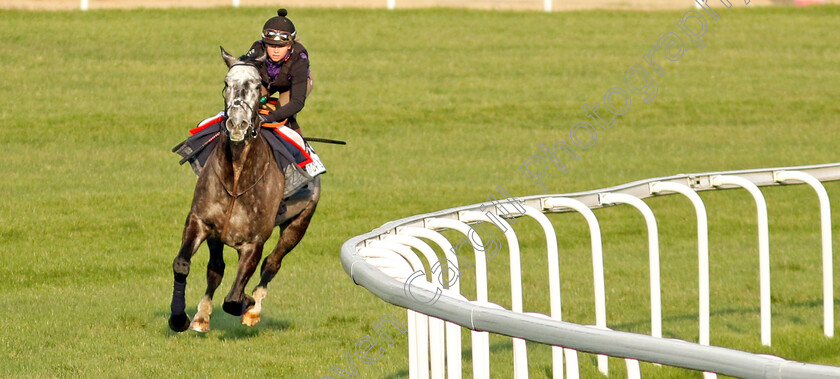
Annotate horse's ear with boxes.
[220,46,238,68]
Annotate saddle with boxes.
[173,112,314,199]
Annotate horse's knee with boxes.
[173,257,191,282]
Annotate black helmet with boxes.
[262,9,296,46]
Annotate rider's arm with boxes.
[263,55,309,124]
[239,41,265,61]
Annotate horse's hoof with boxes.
[223,301,246,316]
[241,308,261,327]
[168,313,191,332]
[189,317,210,333]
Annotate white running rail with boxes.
[341,162,840,378]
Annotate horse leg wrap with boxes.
[168,280,191,332]
[171,280,187,315]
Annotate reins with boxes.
[213,131,271,242]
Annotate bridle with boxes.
[223,63,262,140]
[224,98,259,139]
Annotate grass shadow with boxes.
[381,337,512,378]
[216,316,293,340]
[155,308,292,339]
[382,369,409,379]
[611,298,829,335]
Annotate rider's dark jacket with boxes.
[240,40,310,130]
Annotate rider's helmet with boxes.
[262,9,296,47]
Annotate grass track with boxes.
[1,4,839,378]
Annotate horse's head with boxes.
[220,47,266,143]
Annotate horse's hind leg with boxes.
[169,214,209,332]
[241,286,267,327]
[243,196,319,326]
[190,238,224,332]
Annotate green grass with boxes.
[1,4,839,378]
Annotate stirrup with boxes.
[304,142,327,177]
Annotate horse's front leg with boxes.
[222,241,264,317]
[169,214,209,332]
[189,237,224,332]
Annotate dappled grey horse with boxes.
[168,47,320,332]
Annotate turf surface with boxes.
[1,4,839,378]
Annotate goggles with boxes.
[262,29,294,45]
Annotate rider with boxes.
[241,8,325,177]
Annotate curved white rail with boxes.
[599,192,662,340]
[710,175,771,346]
[368,242,431,379]
[517,206,580,379]
[342,163,840,379]
[459,211,529,379]
[424,218,491,378]
[598,193,660,376]
[774,170,834,338]
[359,246,425,378]
[649,181,716,379]
[649,183,710,344]
[384,235,447,379]
[542,197,610,376]
[397,227,464,379]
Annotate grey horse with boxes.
[168,47,320,332]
